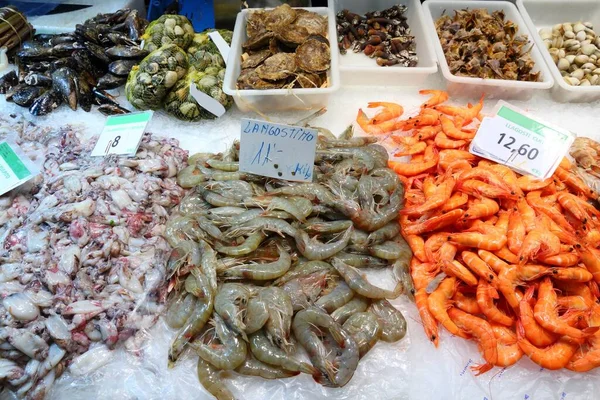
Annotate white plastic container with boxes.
[328,0,438,87]
[517,0,600,103]
[223,7,340,113]
[421,0,554,100]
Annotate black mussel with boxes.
[77,74,94,112]
[52,67,78,111]
[71,50,104,78]
[106,45,148,59]
[5,83,27,101]
[24,72,52,87]
[33,33,56,43]
[12,86,47,107]
[79,70,97,88]
[95,23,113,34]
[21,40,49,50]
[50,57,79,72]
[76,24,99,44]
[108,59,137,76]
[96,33,113,47]
[106,32,137,47]
[98,103,131,116]
[91,8,130,25]
[16,46,54,60]
[29,89,62,116]
[84,41,111,64]
[92,88,120,106]
[52,41,85,57]
[124,9,142,41]
[50,34,77,46]
[95,73,127,90]
[26,60,52,72]
[0,71,18,94]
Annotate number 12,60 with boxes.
[497,133,539,160]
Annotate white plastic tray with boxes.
[517,0,600,103]
[223,7,340,113]
[421,0,554,100]
[328,0,438,87]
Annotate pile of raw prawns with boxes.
[357,90,600,374]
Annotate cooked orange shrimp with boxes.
[389,145,438,177]
[442,192,469,212]
[558,192,600,225]
[552,267,594,283]
[441,260,478,287]
[367,102,404,124]
[534,277,599,339]
[394,141,427,157]
[448,222,507,251]
[401,177,455,217]
[498,264,551,310]
[454,291,481,314]
[507,210,526,255]
[494,247,520,264]
[516,199,537,233]
[476,280,514,326]
[479,162,520,189]
[405,234,427,263]
[448,307,497,375]
[537,252,580,267]
[557,295,593,311]
[402,209,465,236]
[419,89,449,108]
[458,167,520,196]
[554,167,599,199]
[415,288,439,346]
[462,251,499,286]
[439,150,478,171]
[566,304,600,372]
[494,210,510,236]
[458,179,518,200]
[411,259,439,290]
[415,125,442,141]
[579,246,600,283]
[424,232,451,263]
[519,286,559,347]
[516,321,583,370]
[434,132,467,149]
[492,325,523,367]
[428,277,471,340]
[356,109,402,135]
[403,108,441,130]
[390,135,419,146]
[435,94,484,124]
[463,198,499,220]
[518,228,561,263]
[477,249,509,274]
[439,115,476,140]
[517,175,553,192]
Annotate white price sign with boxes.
[91,111,153,157]
[470,103,575,179]
[0,141,38,196]
[239,119,317,182]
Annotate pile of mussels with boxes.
[0,8,148,116]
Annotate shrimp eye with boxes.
[431,335,437,341]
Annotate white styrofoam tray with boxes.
[223,7,340,113]
[328,0,438,87]
[421,0,554,100]
[517,0,600,103]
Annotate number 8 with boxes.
[112,136,121,148]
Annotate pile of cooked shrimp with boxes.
[164,134,413,398]
[357,90,600,374]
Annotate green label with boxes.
[105,112,152,126]
[0,142,30,180]
[497,106,569,142]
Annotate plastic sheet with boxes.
[2,80,600,400]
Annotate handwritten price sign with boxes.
[239,119,317,182]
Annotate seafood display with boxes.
[237,4,331,90]
[0,8,148,116]
[0,6,34,52]
[336,5,418,67]
[435,9,540,81]
[0,115,188,397]
[165,131,411,397]
[127,22,233,121]
[355,90,600,373]
[569,136,600,196]
[540,22,600,86]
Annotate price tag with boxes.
[0,141,38,196]
[470,103,575,180]
[91,111,153,157]
[208,31,230,65]
[239,119,317,182]
[189,83,227,118]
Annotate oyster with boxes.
[237,68,287,89]
[256,53,296,81]
[265,4,297,31]
[241,49,272,69]
[295,36,330,73]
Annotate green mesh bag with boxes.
[187,29,233,71]
[141,15,195,52]
[164,66,232,121]
[126,44,189,110]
